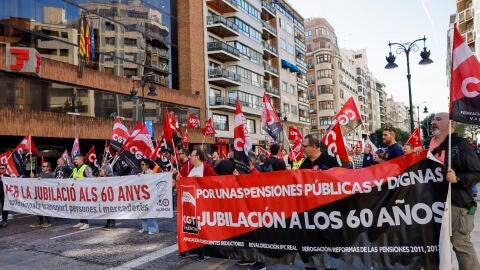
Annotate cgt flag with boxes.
[84,146,97,166]
[201,117,217,136]
[406,127,423,149]
[261,93,283,141]
[71,134,81,160]
[288,127,303,141]
[321,122,350,166]
[118,123,154,173]
[450,24,480,125]
[12,133,38,175]
[233,98,252,174]
[163,108,175,143]
[0,151,19,177]
[186,113,200,129]
[109,117,129,151]
[328,97,362,137]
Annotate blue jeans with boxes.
[141,218,159,233]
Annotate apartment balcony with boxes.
[262,41,278,59]
[311,125,318,130]
[206,15,239,37]
[297,77,308,88]
[462,29,475,45]
[264,84,280,96]
[207,41,241,62]
[209,96,261,114]
[262,21,277,39]
[317,93,334,101]
[297,84,307,93]
[309,108,316,114]
[458,7,474,25]
[298,96,309,105]
[264,62,279,79]
[208,68,242,87]
[295,37,306,51]
[296,57,307,69]
[294,18,305,32]
[299,116,310,123]
[261,1,276,20]
[206,0,239,13]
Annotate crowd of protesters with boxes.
[0,112,479,270]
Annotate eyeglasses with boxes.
[178,152,185,155]
[141,163,147,166]
[301,144,312,148]
[42,166,48,168]
[0,168,5,170]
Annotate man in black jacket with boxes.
[425,112,480,270]
[263,144,286,171]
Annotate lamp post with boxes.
[130,71,157,123]
[385,36,433,133]
[416,102,428,138]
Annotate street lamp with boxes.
[385,36,433,133]
[415,102,428,128]
[130,71,157,123]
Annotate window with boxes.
[291,105,298,115]
[320,116,334,125]
[212,114,228,131]
[286,24,292,34]
[316,54,331,63]
[246,119,256,133]
[209,88,221,105]
[279,38,287,50]
[315,28,323,36]
[283,103,290,113]
[289,84,296,94]
[340,89,344,99]
[287,43,294,55]
[305,30,312,37]
[227,41,262,64]
[318,85,333,94]
[317,69,332,79]
[279,18,285,29]
[282,81,288,92]
[318,101,334,110]
[233,17,261,42]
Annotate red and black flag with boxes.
[109,117,129,151]
[261,93,282,141]
[450,24,480,125]
[118,123,154,173]
[233,98,251,174]
[12,133,37,175]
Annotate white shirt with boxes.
[188,163,204,177]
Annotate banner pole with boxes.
[448,120,452,238]
[172,138,180,172]
[29,134,33,175]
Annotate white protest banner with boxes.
[2,173,173,219]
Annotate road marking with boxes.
[207,259,228,270]
[106,244,178,270]
[49,226,101,240]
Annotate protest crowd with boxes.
[1,26,480,270]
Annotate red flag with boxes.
[201,117,217,136]
[40,156,45,166]
[450,24,480,125]
[119,124,154,172]
[233,98,252,173]
[321,122,350,166]
[62,149,73,167]
[330,97,362,135]
[122,122,144,151]
[15,133,38,156]
[71,134,81,158]
[261,93,282,140]
[182,130,189,148]
[288,127,303,141]
[163,108,175,142]
[406,127,423,148]
[109,117,129,151]
[0,151,19,177]
[186,113,200,129]
[85,146,97,165]
[103,141,115,163]
[289,140,304,162]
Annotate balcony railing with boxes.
[298,96,308,103]
[296,57,307,68]
[295,38,306,50]
[263,62,279,75]
[262,1,276,15]
[265,84,280,95]
[299,116,309,123]
[207,41,240,57]
[207,15,239,32]
[297,77,308,86]
[208,68,241,82]
[262,41,278,54]
[210,96,260,110]
[262,21,277,35]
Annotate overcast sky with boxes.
[287,0,457,119]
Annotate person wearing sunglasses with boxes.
[298,134,338,171]
[29,162,55,228]
[0,164,10,228]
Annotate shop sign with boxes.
[215,137,232,144]
[6,47,42,77]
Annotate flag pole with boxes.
[282,129,293,153]
[29,134,33,175]
[171,138,179,172]
[201,135,206,148]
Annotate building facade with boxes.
[204,0,308,154]
[0,0,208,160]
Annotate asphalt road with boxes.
[0,212,301,270]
